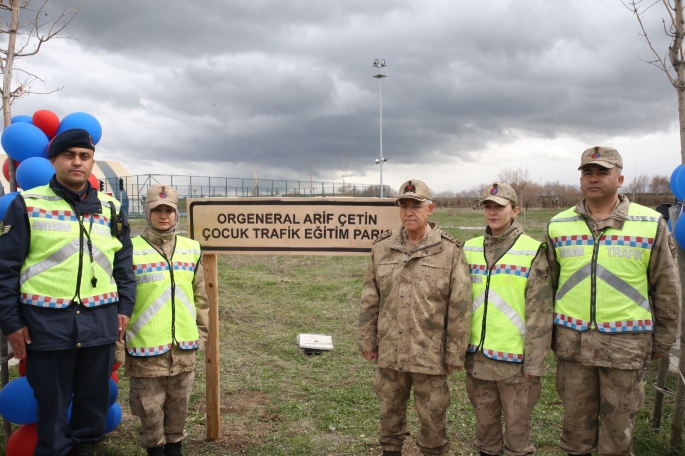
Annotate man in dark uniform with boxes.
[0,129,136,456]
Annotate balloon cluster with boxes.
[0,110,103,219]
[0,360,122,455]
[670,165,685,248]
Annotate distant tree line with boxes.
[431,167,674,209]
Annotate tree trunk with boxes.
[2,0,19,191]
[0,0,19,444]
[672,0,685,449]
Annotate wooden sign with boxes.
[188,197,400,255]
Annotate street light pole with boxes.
[372,59,387,197]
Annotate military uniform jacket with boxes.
[546,195,681,369]
[125,225,210,378]
[0,177,136,350]
[358,221,472,375]
[465,221,554,382]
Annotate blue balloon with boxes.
[108,378,118,407]
[1,122,49,162]
[0,192,19,220]
[670,165,683,201]
[0,377,37,424]
[16,157,54,191]
[104,402,122,433]
[10,115,32,124]
[56,112,102,145]
[676,166,685,203]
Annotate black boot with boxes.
[147,446,165,456]
[382,451,402,456]
[165,441,184,456]
[74,443,95,456]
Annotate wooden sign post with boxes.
[188,197,399,440]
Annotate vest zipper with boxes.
[477,233,522,352]
[589,229,604,331]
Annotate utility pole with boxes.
[372,59,388,197]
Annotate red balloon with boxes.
[88,173,99,190]
[3,158,20,182]
[6,423,38,456]
[112,363,121,373]
[18,358,26,377]
[32,110,60,138]
[111,370,118,384]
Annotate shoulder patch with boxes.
[373,229,393,245]
[440,231,462,247]
[0,221,10,237]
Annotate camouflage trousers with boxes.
[374,367,451,456]
[556,359,645,456]
[466,373,541,456]
[129,371,195,448]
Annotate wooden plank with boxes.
[652,356,670,429]
[204,254,221,440]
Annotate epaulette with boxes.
[373,229,393,245]
[440,231,462,247]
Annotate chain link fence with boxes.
[101,174,391,217]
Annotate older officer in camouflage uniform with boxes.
[358,180,472,456]
[547,147,681,456]
[465,182,553,456]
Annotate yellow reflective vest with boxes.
[126,235,201,356]
[548,204,659,333]
[20,185,122,308]
[464,234,541,363]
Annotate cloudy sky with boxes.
[3,0,683,194]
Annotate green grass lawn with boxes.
[1,208,682,455]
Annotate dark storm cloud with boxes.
[32,0,679,175]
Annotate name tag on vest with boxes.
[606,247,643,260]
[471,275,483,284]
[32,220,72,232]
[559,247,584,258]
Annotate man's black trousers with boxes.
[26,344,114,456]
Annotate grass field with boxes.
[1,208,683,455]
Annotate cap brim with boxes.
[396,194,427,202]
[578,160,617,170]
[481,195,512,206]
[148,200,178,210]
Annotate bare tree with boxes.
[627,171,650,194]
[339,155,350,195]
[624,1,685,447]
[250,166,260,197]
[651,174,672,194]
[497,167,531,205]
[0,0,86,190]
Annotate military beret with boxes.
[47,129,95,159]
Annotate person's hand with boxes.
[117,314,130,342]
[362,351,377,361]
[446,364,463,374]
[651,351,668,360]
[7,326,31,359]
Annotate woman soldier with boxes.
[463,182,553,456]
[124,184,209,456]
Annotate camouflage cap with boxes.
[396,179,432,202]
[146,184,178,210]
[578,146,623,170]
[481,182,517,206]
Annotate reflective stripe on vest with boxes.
[548,204,659,333]
[464,234,541,363]
[19,186,122,308]
[126,235,201,356]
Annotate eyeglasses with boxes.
[398,203,425,211]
